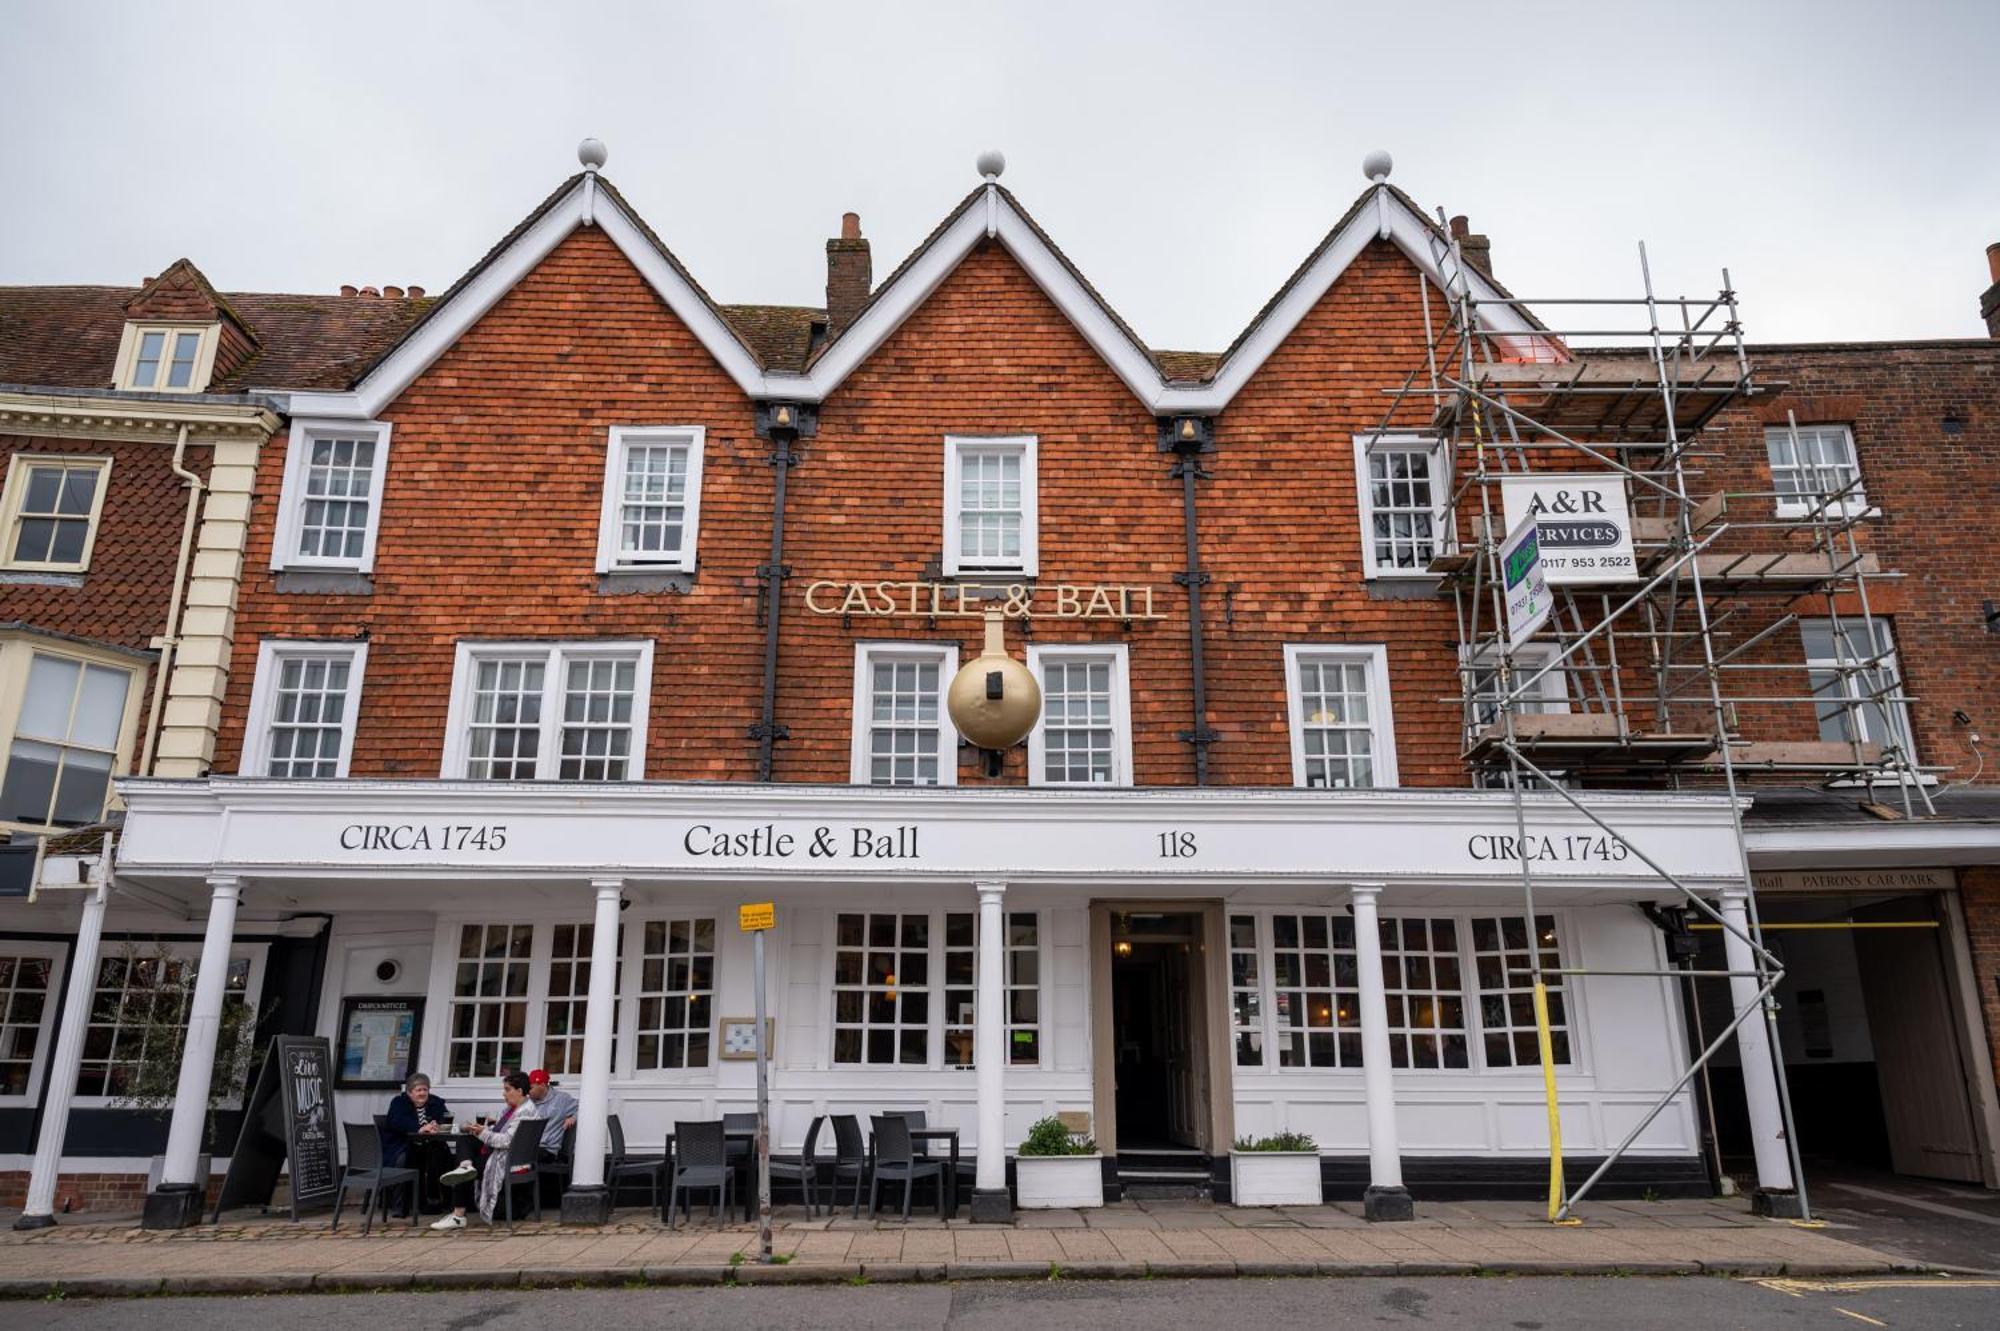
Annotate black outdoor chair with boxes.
[605,1114,666,1213]
[897,1108,932,1158]
[495,1116,548,1224]
[831,1114,870,1218]
[535,1122,573,1206]
[666,1119,733,1228]
[767,1115,825,1216]
[868,1113,943,1221]
[333,1120,417,1234]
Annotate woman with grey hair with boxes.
[382,1072,452,1169]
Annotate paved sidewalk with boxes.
[0,1197,1921,1297]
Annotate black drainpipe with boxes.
[1159,415,1219,783]
[750,401,816,780]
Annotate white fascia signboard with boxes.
[1501,515,1551,646]
[1500,474,1637,585]
[114,781,1749,888]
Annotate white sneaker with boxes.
[439,1163,477,1185]
[430,1213,466,1230]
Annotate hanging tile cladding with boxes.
[1205,245,1466,785]
[779,239,1189,785]
[0,432,207,652]
[214,228,1482,786]
[214,225,766,778]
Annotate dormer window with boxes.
[115,323,218,393]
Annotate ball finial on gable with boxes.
[1362,149,1393,184]
[976,149,1006,182]
[578,138,608,172]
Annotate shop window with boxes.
[1028,645,1131,786]
[1271,913,1363,1068]
[242,640,367,778]
[0,650,135,828]
[1,454,112,573]
[543,922,625,1077]
[833,912,930,1066]
[595,426,706,573]
[0,948,57,1099]
[271,419,392,572]
[1472,915,1569,1067]
[1284,643,1398,789]
[943,912,977,1067]
[1353,434,1448,577]
[850,643,959,786]
[943,436,1038,576]
[118,324,217,392]
[76,948,254,1098]
[942,911,1042,1068]
[1765,424,1866,519]
[1381,916,1469,1070]
[1802,619,1915,762]
[445,923,533,1078]
[633,918,716,1071]
[443,641,653,780]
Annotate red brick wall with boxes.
[0,1169,205,1214]
[1963,866,2000,1088]
[0,433,205,655]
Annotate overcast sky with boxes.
[3,1,1995,349]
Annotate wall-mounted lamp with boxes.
[1113,939,1133,958]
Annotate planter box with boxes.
[1229,1151,1322,1207]
[1015,1153,1104,1209]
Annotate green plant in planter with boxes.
[1018,1115,1097,1156]
[107,944,266,1151]
[1234,1131,1318,1152]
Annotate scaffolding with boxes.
[1376,214,1938,1221]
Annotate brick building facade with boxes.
[2,151,1995,1227]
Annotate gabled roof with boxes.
[286,169,1547,421]
[123,258,260,348]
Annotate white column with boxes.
[14,882,109,1229]
[159,875,242,1189]
[568,877,623,1192]
[1351,883,1411,1219]
[974,879,1008,1197]
[1719,887,1795,1195]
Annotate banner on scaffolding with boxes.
[1501,515,1552,645]
[1500,474,1637,585]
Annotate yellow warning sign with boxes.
[738,902,776,932]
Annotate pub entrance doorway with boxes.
[1109,911,1208,1151]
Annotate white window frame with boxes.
[825,905,1048,1072]
[1,453,114,574]
[621,915,718,1077]
[0,635,149,836]
[239,639,368,778]
[849,642,960,786]
[270,417,393,573]
[1765,423,1870,521]
[112,322,220,393]
[1283,642,1399,789]
[69,940,267,1107]
[1352,432,1451,579]
[594,425,707,574]
[1026,642,1133,787]
[0,941,66,1106]
[1229,908,1584,1076]
[440,639,655,780]
[942,435,1038,577]
[1801,618,1919,769]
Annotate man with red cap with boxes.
[525,1069,578,1160]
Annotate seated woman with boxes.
[431,1069,543,1229]
[381,1072,450,1169]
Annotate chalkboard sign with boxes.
[212,1035,340,1222]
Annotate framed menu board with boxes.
[336,996,424,1089]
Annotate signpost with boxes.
[738,901,776,1263]
[1501,515,1552,646]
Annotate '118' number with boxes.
[1157,831,1197,859]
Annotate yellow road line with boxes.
[1833,1309,1886,1327]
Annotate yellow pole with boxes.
[1533,979,1576,1223]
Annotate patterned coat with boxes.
[474,1097,543,1221]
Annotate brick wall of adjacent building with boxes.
[1962,866,2000,1089]
[0,432,207,653]
[0,1169,216,1214]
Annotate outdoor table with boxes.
[908,1127,961,1216]
[404,1132,460,1212]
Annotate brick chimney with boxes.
[1982,241,2000,339]
[825,212,871,336]
[1449,214,1492,277]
